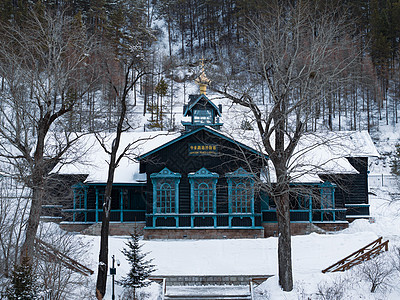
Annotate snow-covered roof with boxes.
[300,130,380,158]
[184,94,222,117]
[266,131,379,183]
[136,126,267,161]
[55,127,378,185]
[55,131,179,184]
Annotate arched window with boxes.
[194,182,213,213]
[158,182,173,213]
[189,168,219,214]
[151,168,181,214]
[232,182,252,213]
[226,168,254,214]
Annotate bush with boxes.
[356,254,395,293]
[315,277,347,300]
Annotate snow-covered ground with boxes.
[78,124,400,300]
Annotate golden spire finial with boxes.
[195,57,210,95]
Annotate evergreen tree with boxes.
[117,228,156,300]
[5,256,39,300]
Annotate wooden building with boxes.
[56,90,379,238]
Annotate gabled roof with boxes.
[184,94,222,117]
[136,126,268,161]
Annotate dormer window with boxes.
[182,94,223,131]
[193,108,213,124]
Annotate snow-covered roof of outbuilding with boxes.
[307,130,379,158]
[267,130,379,183]
[54,131,179,184]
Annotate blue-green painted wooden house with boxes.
[58,93,378,238]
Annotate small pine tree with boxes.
[117,228,156,300]
[5,256,38,300]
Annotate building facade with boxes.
[56,92,378,238]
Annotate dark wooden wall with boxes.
[320,157,369,216]
[141,129,265,217]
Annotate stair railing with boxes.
[322,237,389,273]
[249,279,255,300]
[149,277,166,299]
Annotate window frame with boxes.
[226,167,255,214]
[72,183,88,210]
[150,167,181,214]
[192,108,213,124]
[320,181,335,209]
[188,167,219,214]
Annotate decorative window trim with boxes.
[320,181,336,209]
[72,183,88,210]
[188,167,219,214]
[150,167,181,214]
[226,167,255,214]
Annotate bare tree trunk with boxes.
[21,128,47,261]
[328,95,333,130]
[367,89,371,132]
[21,185,44,260]
[271,119,294,291]
[276,191,293,291]
[96,187,112,298]
[96,91,126,299]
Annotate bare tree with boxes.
[212,0,361,291]
[0,175,30,293]
[0,8,98,262]
[95,48,150,300]
[356,254,395,293]
[94,1,156,295]
[315,276,349,300]
[35,223,95,300]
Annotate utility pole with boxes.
[110,255,116,300]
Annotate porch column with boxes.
[151,179,157,227]
[332,188,335,222]
[73,189,76,222]
[84,186,88,223]
[175,179,180,227]
[120,189,124,223]
[95,188,99,223]
[251,181,255,227]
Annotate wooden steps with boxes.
[164,286,251,300]
[151,275,270,300]
[322,237,389,273]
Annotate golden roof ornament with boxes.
[195,57,210,95]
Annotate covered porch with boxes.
[261,181,347,224]
[61,183,147,224]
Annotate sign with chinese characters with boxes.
[188,144,218,156]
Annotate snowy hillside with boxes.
[75,123,400,300]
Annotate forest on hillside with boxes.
[2,1,400,298]
[0,0,400,133]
